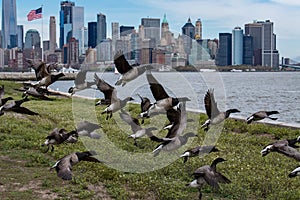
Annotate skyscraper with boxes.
[49,16,57,51]
[24,29,41,49]
[182,18,195,56]
[72,6,84,54]
[97,13,107,45]
[245,20,279,68]
[243,35,253,65]
[195,18,202,40]
[2,0,18,49]
[111,22,120,54]
[161,14,169,39]
[216,33,232,66]
[141,18,160,46]
[17,25,24,49]
[232,27,243,65]
[59,1,75,48]
[88,22,97,48]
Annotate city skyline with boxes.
[1,0,300,60]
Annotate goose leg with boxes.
[51,145,54,152]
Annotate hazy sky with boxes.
[4,0,300,60]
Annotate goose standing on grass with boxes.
[76,120,102,139]
[68,70,95,95]
[119,109,157,146]
[94,73,115,105]
[180,145,219,163]
[50,150,101,180]
[201,89,240,131]
[140,71,190,119]
[186,157,231,200]
[261,136,300,161]
[289,166,300,178]
[114,50,153,86]
[0,85,13,106]
[0,96,38,116]
[42,128,78,152]
[246,110,279,124]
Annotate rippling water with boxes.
[50,71,300,125]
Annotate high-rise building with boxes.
[232,27,243,65]
[2,0,18,49]
[161,14,169,39]
[88,22,97,48]
[120,25,134,37]
[97,13,107,45]
[141,18,160,46]
[72,6,84,54]
[59,1,75,48]
[243,35,253,65]
[49,16,57,51]
[245,20,279,68]
[195,18,202,40]
[111,22,120,55]
[17,25,24,49]
[182,18,195,56]
[216,33,232,66]
[24,29,41,49]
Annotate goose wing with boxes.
[74,70,87,86]
[114,51,132,74]
[119,110,141,133]
[94,73,116,102]
[146,71,169,101]
[35,62,51,80]
[204,89,220,119]
[10,106,38,115]
[77,120,101,133]
[55,154,74,180]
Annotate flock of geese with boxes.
[1,51,299,199]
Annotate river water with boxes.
[50,71,300,125]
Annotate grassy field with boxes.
[0,80,299,200]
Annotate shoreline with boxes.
[0,72,76,81]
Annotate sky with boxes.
[3,0,300,60]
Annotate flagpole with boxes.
[41,4,44,62]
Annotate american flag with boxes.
[27,7,42,21]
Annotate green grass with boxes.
[0,80,300,199]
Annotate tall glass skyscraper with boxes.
[88,22,97,48]
[97,13,107,45]
[59,1,75,48]
[141,18,160,47]
[2,0,17,49]
[232,26,243,65]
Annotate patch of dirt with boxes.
[88,183,112,200]
[18,180,59,199]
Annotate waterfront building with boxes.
[141,18,160,47]
[97,38,112,62]
[120,25,135,37]
[97,13,107,45]
[17,25,24,50]
[111,22,120,55]
[59,1,75,48]
[24,29,41,49]
[243,35,253,65]
[88,22,97,48]
[216,33,232,66]
[182,18,195,57]
[2,0,17,49]
[67,37,79,66]
[195,18,202,40]
[49,16,57,52]
[232,27,243,65]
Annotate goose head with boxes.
[261,144,273,156]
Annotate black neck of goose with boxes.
[225,109,239,118]
[210,158,225,171]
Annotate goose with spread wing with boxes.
[201,89,240,131]
[0,85,13,106]
[114,50,153,86]
[50,150,101,180]
[0,96,38,116]
[246,110,279,124]
[140,71,190,119]
[94,73,115,105]
[186,157,231,200]
[76,120,102,139]
[68,70,95,95]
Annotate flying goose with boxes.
[94,73,115,105]
[26,60,51,81]
[35,72,65,89]
[42,128,78,152]
[50,150,101,180]
[139,71,190,118]
[261,137,300,161]
[201,89,240,131]
[76,120,102,139]
[153,132,196,157]
[289,166,300,178]
[246,110,279,124]
[0,96,38,116]
[119,109,157,146]
[114,50,153,86]
[186,157,231,200]
[180,145,219,163]
[137,94,153,124]
[0,85,13,106]
[68,70,95,95]
[22,86,52,100]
